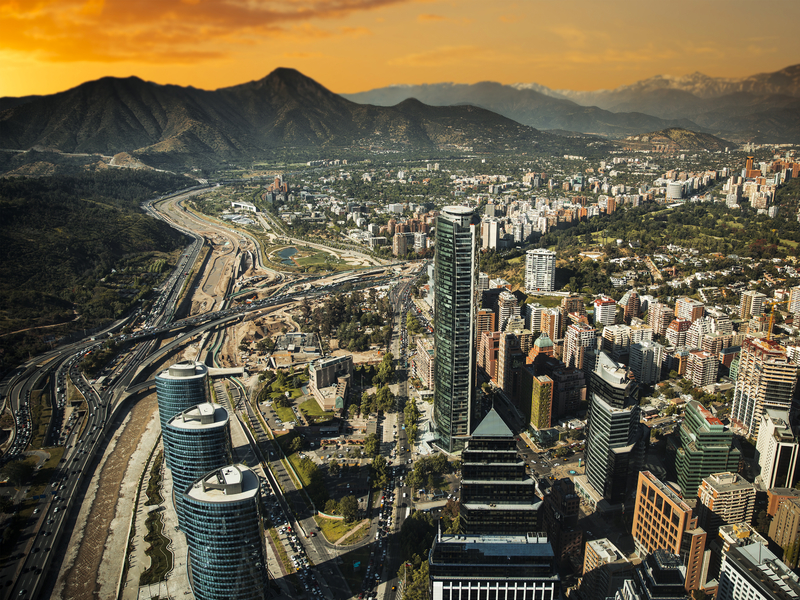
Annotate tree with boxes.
[340,495,359,523]
[372,454,389,489]
[329,459,341,476]
[3,460,34,487]
[348,404,359,418]
[289,436,304,454]
[324,499,339,515]
[364,434,380,458]
[553,447,569,458]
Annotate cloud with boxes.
[389,45,486,67]
[417,13,446,22]
[0,0,408,63]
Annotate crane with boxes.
[765,298,789,341]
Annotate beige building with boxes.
[769,496,800,568]
[697,472,756,536]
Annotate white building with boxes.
[756,408,800,489]
[629,341,664,385]
[525,249,556,293]
[717,543,800,600]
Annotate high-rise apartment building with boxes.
[593,296,617,328]
[459,409,540,534]
[434,206,479,452]
[525,248,556,293]
[739,290,767,320]
[414,336,436,390]
[428,532,560,600]
[540,308,561,342]
[631,471,708,593]
[686,316,714,349]
[585,352,647,503]
[164,403,232,525]
[768,497,800,568]
[564,322,597,370]
[526,302,545,332]
[623,290,641,325]
[182,464,268,600]
[687,350,719,387]
[717,544,800,600]
[756,408,800,489]
[696,473,756,537]
[665,318,692,348]
[629,340,664,385]
[675,297,705,322]
[497,290,521,332]
[648,303,675,338]
[481,218,500,250]
[674,400,741,499]
[732,337,797,438]
[156,361,209,432]
[497,325,533,403]
[476,308,496,347]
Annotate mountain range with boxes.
[344,64,800,142]
[0,68,566,171]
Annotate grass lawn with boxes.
[300,398,331,419]
[274,405,296,423]
[525,295,563,308]
[340,521,370,546]
[314,515,354,542]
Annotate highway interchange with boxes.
[0,185,426,600]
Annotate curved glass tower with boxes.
[155,361,209,432]
[183,464,268,600]
[164,402,232,526]
[434,205,478,453]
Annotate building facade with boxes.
[717,544,800,600]
[156,361,209,432]
[732,337,797,439]
[525,248,556,293]
[428,532,560,600]
[182,465,268,600]
[756,408,800,489]
[696,473,756,537]
[629,341,664,385]
[459,409,540,534]
[434,206,479,453]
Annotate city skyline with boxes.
[1,0,799,98]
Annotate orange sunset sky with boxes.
[1,0,799,98]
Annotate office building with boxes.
[631,471,708,593]
[769,497,800,568]
[649,303,675,338]
[428,532,560,600]
[156,361,210,433]
[739,290,767,320]
[756,408,800,489]
[674,400,740,499]
[593,296,617,328]
[717,544,800,600]
[433,206,479,453]
[581,539,637,600]
[520,368,553,430]
[541,478,583,568]
[614,550,690,600]
[308,354,353,412]
[686,350,719,387]
[163,403,232,525]
[459,409,540,534]
[585,352,648,503]
[182,464,268,600]
[697,473,756,537]
[675,297,705,323]
[525,248,556,293]
[564,321,597,370]
[629,341,664,385]
[732,337,797,438]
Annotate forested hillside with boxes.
[0,170,192,366]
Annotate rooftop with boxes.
[167,402,228,430]
[471,408,513,438]
[185,464,259,504]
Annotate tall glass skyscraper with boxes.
[182,464,268,600]
[163,402,232,526]
[155,361,209,432]
[434,206,478,453]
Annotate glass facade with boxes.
[434,206,478,453]
[182,465,268,600]
[164,403,232,527]
[155,361,209,433]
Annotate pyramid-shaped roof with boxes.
[471,408,513,438]
[534,333,554,348]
